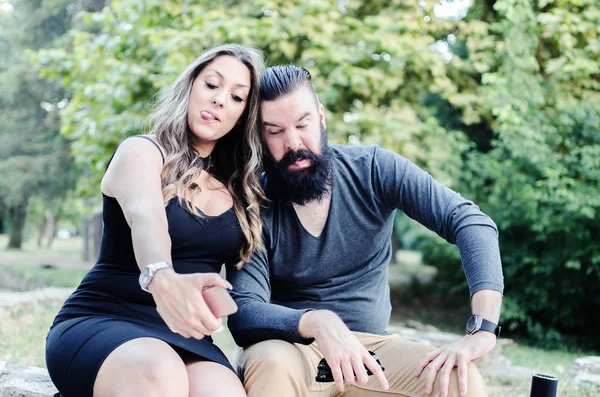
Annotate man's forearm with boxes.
[471,289,502,323]
[298,310,347,340]
[298,309,325,339]
[228,300,314,347]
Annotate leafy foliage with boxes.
[0,0,103,247]
[35,0,464,191]
[425,0,600,349]
[34,0,600,348]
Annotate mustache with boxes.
[277,148,318,169]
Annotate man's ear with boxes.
[318,101,326,129]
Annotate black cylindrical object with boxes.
[530,373,558,397]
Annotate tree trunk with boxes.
[37,209,48,247]
[0,196,6,234]
[82,214,90,261]
[44,210,57,248]
[93,213,103,260]
[7,199,29,249]
[46,190,69,249]
[390,233,399,265]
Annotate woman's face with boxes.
[187,55,251,155]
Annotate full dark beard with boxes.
[264,126,333,205]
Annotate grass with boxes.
[0,263,89,290]
[0,296,240,369]
[0,298,64,368]
[503,343,583,376]
[486,373,599,397]
[491,343,598,397]
[0,234,93,268]
[0,234,83,257]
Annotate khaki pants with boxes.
[238,332,487,397]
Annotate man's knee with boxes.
[423,362,486,397]
[367,337,486,397]
[239,339,307,382]
[463,362,487,397]
[442,362,486,397]
[239,340,313,397]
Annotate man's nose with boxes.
[284,131,302,151]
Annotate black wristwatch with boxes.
[466,314,501,338]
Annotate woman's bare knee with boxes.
[187,360,246,397]
[93,338,189,397]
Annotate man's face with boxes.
[261,84,325,169]
[260,84,332,205]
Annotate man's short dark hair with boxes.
[260,65,317,104]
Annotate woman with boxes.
[46,44,265,397]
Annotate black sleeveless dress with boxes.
[45,137,243,397]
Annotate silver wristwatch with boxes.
[139,262,173,292]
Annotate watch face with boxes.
[466,315,478,333]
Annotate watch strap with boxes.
[479,318,501,338]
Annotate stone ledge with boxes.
[0,361,57,397]
[2,339,599,395]
[572,356,600,387]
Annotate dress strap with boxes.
[132,135,165,164]
[105,135,165,172]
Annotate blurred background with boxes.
[0,0,598,395]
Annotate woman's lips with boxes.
[200,110,220,122]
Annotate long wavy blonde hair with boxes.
[146,44,265,267]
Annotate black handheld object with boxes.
[529,373,558,397]
[315,351,385,383]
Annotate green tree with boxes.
[0,0,103,248]
[36,0,600,347]
[36,0,464,190]
[423,0,600,348]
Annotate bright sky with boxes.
[0,0,13,12]
[1,0,472,18]
[434,0,473,20]
[0,3,13,13]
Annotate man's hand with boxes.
[298,310,389,392]
[414,331,496,397]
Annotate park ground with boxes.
[0,235,597,396]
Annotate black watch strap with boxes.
[467,314,501,338]
[480,318,501,338]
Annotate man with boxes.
[227,65,504,397]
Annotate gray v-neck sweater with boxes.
[228,144,504,347]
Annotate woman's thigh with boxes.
[93,337,189,397]
[186,360,247,397]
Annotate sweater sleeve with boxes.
[226,233,314,347]
[371,146,504,296]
